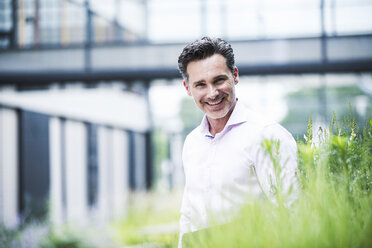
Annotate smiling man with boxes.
[183,52,238,136]
[177,37,298,247]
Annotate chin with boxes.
[205,109,230,120]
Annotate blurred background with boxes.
[0,0,372,246]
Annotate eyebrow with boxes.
[191,74,228,86]
[191,80,205,86]
[213,75,228,81]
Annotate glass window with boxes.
[148,0,202,42]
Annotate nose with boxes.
[207,85,219,99]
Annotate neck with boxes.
[207,100,237,137]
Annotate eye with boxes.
[195,83,205,88]
[214,78,225,84]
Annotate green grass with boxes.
[184,116,372,248]
[111,191,181,247]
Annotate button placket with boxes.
[204,138,217,214]
[207,139,217,188]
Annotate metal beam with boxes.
[0,59,371,86]
[237,59,372,75]
[10,0,18,48]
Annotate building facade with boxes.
[0,86,152,228]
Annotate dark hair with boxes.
[177,37,235,82]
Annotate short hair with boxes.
[177,37,235,82]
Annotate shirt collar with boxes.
[199,99,247,137]
[224,99,247,128]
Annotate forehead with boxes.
[186,54,230,82]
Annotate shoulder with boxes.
[184,125,201,143]
[238,104,296,147]
[182,125,204,167]
[237,103,273,129]
[261,123,296,143]
[259,122,297,154]
[235,104,275,137]
[183,125,202,151]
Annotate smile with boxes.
[206,97,224,106]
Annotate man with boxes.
[177,37,298,247]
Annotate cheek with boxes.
[218,85,233,95]
[191,90,204,101]
[189,92,201,104]
[196,95,205,104]
[225,84,235,94]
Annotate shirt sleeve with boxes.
[178,186,191,248]
[253,123,298,205]
[178,137,192,248]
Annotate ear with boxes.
[183,80,192,96]
[233,66,239,85]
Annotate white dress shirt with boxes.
[179,100,298,247]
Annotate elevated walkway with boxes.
[0,34,372,85]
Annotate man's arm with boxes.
[254,123,298,205]
[179,187,192,248]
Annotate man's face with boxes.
[183,54,239,121]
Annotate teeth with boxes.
[208,98,223,105]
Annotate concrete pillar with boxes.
[111,129,129,219]
[64,120,88,224]
[97,126,113,221]
[0,108,19,228]
[49,117,63,226]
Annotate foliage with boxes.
[184,114,372,248]
[281,85,372,139]
[111,192,181,247]
[0,224,15,248]
[39,226,90,248]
